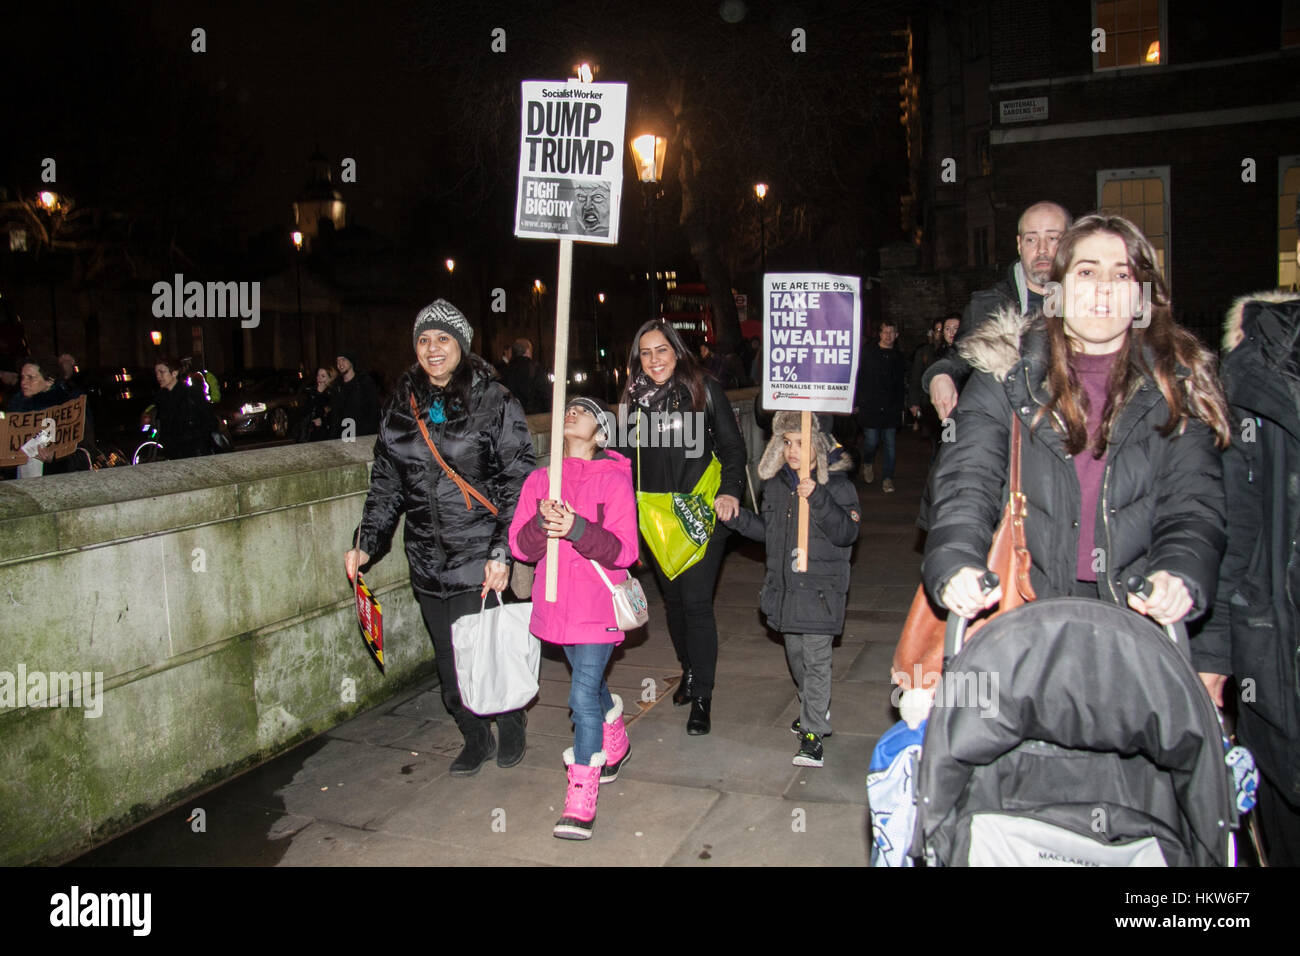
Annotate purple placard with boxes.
[762,273,861,413]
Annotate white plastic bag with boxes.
[451,593,539,715]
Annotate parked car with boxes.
[216,368,308,441]
[77,366,157,457]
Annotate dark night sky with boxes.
[3,0,913,276]
[6,0,455,239]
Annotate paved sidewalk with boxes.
[74,431,933,866]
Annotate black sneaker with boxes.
[790,718,832,739]
[792,731,824,768]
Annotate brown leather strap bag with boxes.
[892,414,1035,689]
[410,393,499,515]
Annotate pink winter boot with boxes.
[601,694,631,784]
[554,748,606,840]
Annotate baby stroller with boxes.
[910,595,1238,866]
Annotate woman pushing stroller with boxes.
[923,214,1231,657]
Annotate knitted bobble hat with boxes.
[412,299,474,354]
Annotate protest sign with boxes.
[515,78,628,601]
[0,396,86,467]
[515,81,627,245]
[762,274,861,414]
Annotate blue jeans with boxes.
[564,643,616,763]
[861,427,897,479]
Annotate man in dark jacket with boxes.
[924,201,1071,420]
[328,351,381,439]
[854,319,907,492]
[500,339,550,414]
[1196,291,1300,865]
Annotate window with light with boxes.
[1094,0,1163,69]
[1280,160,1299,290]
[1098,168,1169,275]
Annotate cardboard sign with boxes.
[762,274,861,414]
[0,396,86,467]
[515,81,627,245]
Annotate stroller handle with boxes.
[1125,574,1191,651]
[943,571,1000,664]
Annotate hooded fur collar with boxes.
[957,305,1038,382]
[958,304,1198,393]
[1222,290,1300,352]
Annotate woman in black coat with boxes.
[299,367,337,442]
[924,215,1231,631]
[615,320,748,735]
[7,357,73,477]
[1196,290,1300,864]
[345,300,535,776]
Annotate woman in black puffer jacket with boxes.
[346,300,535,777]
[924,215,1231,634]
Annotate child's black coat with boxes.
[726,460,860,634]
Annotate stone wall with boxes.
[0,389,761,864]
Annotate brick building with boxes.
[919,0,1300,343]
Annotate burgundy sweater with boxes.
[1071,350,1119,582]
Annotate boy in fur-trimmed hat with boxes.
[722,411,861,767]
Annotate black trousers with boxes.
[649,527,730,699]
[415,588,483,722]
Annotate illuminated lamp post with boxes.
[630,132,667,322]
[292,231,305,369]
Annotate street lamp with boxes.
[533,279,546,366]
[593,292,606,372]
[754,183,768,276]
[292,231,305,369]
[445,258,455,274]
[630,133,668,321]
[22,191,70,352]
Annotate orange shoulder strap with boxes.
[409,394,499,515]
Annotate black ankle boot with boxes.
[496,709,527,768]
[672,669,694,707]
[450,715,496,776]
[686,697,711,735]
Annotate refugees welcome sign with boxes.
[514,81,627,245]
[762,273,861,414]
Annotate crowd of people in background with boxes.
[4,205,1298,862]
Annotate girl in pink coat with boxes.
[509,396,639,840]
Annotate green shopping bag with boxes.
[635,410,722,579]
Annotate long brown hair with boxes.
[1039,214,1230,456]
[621,319,708,412]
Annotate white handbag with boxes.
[451,592,539,715]
[590,561,650,630]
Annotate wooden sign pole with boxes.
[544,238,575,602]
[797,410,810,572]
